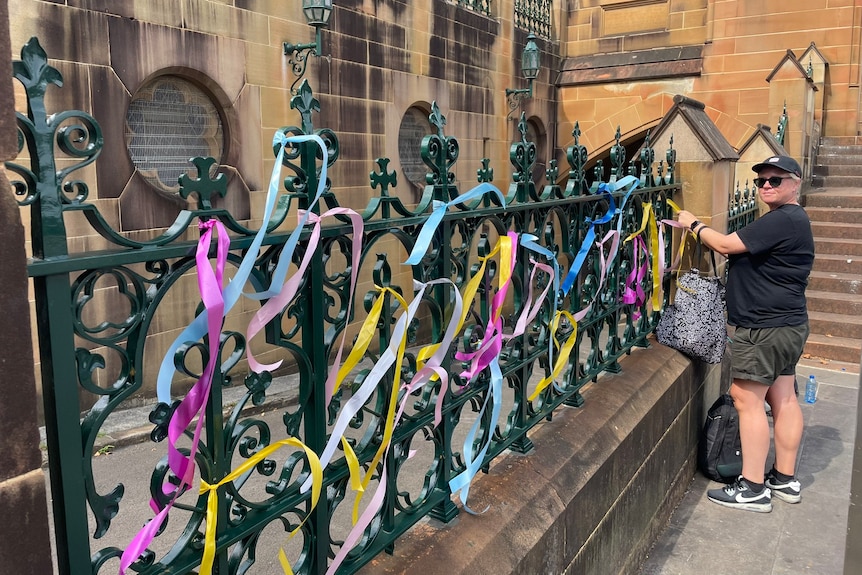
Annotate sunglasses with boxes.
[753,176,793,188]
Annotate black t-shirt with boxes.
[726,203,814,328]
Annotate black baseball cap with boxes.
[752,155,801,177]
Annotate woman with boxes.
[676,155,814,512]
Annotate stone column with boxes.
[767,50,817,179]
[646,94,737,404]
[0,0,55,572]
[649,95,739,240]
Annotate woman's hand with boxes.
[676,209,748,255]
[676,210,698,230]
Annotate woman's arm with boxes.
[676,210,748,255]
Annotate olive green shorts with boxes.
[730,323,810,385]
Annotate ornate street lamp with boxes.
[283,0,333,93]
[505,33,541,118]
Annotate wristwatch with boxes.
[690,220,701,231]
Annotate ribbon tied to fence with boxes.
[123,129,676,573]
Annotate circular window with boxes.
[125,77,224,193]
[398,107,432,189]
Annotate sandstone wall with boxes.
[9,0,558,408]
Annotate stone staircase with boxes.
[811,136,862,188]
[803,136,862,365]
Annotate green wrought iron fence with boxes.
[721,180,760,281]
[728,180,759,233]
[776,102,788,147]
[12,37,680,575]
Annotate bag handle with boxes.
[662,199,694,273]
[692,238,722,279]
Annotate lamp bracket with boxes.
[505,82,533,119]
[283,27,329,94]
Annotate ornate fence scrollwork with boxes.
[13,37,680,575]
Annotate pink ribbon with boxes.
[504,259,554,342]
[326,277,462,574]
[120,219,229,573]
[455,232,519,381]
[245,207,363,379]
[658,218,689,275]
[571,229,619,325]
[622,235,649,320]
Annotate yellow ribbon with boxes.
[415,238,503,369]
[331,288,388,397]
[665,199,693,263]
[199,438,322,575]
[345,235,513,522]
[341,436,364,493]
[495,235,514,321]
[647,205,662,311]
[351,235,511,520]
[351,288,410,523]
[624,201,651,244]
[624,202,663,312]
[528,310,578,401]
[662,198,703,294]
[278,549,295,575]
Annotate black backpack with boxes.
[699,394,742,483]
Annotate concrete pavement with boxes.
[638,359,860,575]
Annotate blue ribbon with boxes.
[559,192,615,296]
[448,357,503,514]
[519,233,558,282]
[608,175,640,265]
[242,138,331,301]
[559,175,638,296]
[156,133,328,404]
[404,182,505,266]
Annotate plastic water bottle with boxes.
[804,375,818,404]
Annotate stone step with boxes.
[813,164,862,176]
[811,175,862,188]
[815,147,862,159]
[816,140,862,150]
[814,237,862,256]
[806,289,862,316]
[804,154,862,365]
[807,270,862,293]
[808,310,862,340]
[810,221,862,240]
[820,136,862,146]
[812,254,862,275]
[803,188,862,209]
[805,206,862,224]
[815,153,862,166]
[803,332,862,364]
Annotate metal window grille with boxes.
[515,0,552,39]
[126,77,224,192]
[452,0,492,17]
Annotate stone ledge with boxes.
[361,343,719,575]
[0,469,53,574]
[558,46,703,86]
